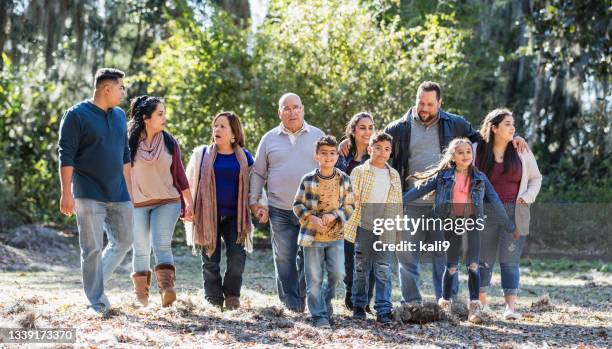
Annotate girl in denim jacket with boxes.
[403,138,517,323]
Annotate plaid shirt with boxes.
[344,160,403,244]
[293,168,355,246]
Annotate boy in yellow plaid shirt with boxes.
[344,131,403,323]
[293,135,355,328]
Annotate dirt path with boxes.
[0,230,610,348]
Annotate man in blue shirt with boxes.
[58,68,134,314]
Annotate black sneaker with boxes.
[345,292,353,311]
[353,307,367,320]
[376,313,393,324]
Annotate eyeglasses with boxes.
[280,105,303,113]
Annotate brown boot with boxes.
[155,264,176,307]
[225,296,240,310]
[131,270,151,306]
[468,300,484,324]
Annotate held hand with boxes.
[517,197,526,204]
[511,230,521,240]
[321,214,336,226]
[60,193,75,216]
[256,207,269,224]
[250,203,265,216]
[339,139,351,157]
[182,204,194,222]
[512,136,529,153]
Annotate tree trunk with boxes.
[212,0,251,26]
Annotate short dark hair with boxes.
[417,81,442,101]
[316,135,338,152]
[94,68,125,88]
[211,111,246,147]
[369,131,393,147]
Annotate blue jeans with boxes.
[352,227,394,315]
[201,216,247,304]
[269,206,306,310]
[444,222,480,301]
[480,204,526,296]
[344,239,375,305]
[396,205,458,303]
[132,202,180,272]
[74,199,134,311]
[304,239,344,320]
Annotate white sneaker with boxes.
[503,307,522,320]
[481,303,492,315]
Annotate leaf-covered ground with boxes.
[0,227,610,348]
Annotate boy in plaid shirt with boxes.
[344,131,403,323]
[293,135,355,328]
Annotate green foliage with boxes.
[0,55,84,227]
[143,12,252,152]
[522,258,611,274]
[0,0,609,234]
[145,0,469,153]
[252,1,469,135]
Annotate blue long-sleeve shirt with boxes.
[214,149,254,216]
[58,100,131,202]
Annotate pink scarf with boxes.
[135,132,164,162]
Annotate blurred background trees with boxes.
[0,0,610,229]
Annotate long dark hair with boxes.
[476,108,520,177]
[127,95,174,164]
[344,112,374,157]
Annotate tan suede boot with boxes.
[131,270,152,306]
[438,298,452,315]
[468,300,484,324]
[155,264,176,307]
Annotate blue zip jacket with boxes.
[403,167,516,234]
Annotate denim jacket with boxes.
[335,151,369,175]
[403,167,516,234]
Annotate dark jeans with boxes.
[269,206,306,310]
[201,216,246,304]
[352,227,394,315]
[397,204,458,303]
[344,239,375,305]
[443,220,480,301]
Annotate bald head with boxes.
[278,93,302,109]
[277,92,305,133]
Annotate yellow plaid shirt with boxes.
[344,160,403,244]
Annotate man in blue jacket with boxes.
[58,68,133,314]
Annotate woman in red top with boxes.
[475,108,542,320]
